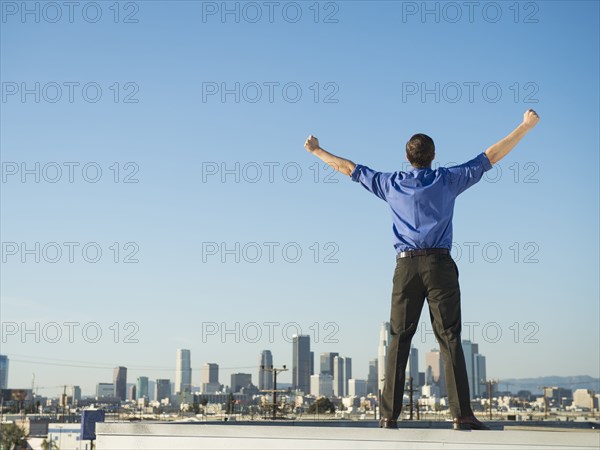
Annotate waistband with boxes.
[396,248,450,259]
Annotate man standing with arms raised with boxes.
[304,110,540,430]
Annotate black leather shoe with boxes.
[453,415,490,430]
[379,417,398,429]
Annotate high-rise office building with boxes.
[348,379,367,397]
[320,352,339,376]
[425,349,446,396]
[333,356,344,397]
[0,355,8,389]
[155,379,171,402]
[292,335,311,394]
[230,373,252,393]
[461,340,475,398]
[137,376,149,400]
[462,340,486,399]
[406,346,419,388]
[113,366,127,401]
[128,385,137,401]
[333,356,352,397]
[71,386,81,403]
[259,350,274,391]
[344,357,352,395]
[201,363,219,384]
[475,354,486,398]
[201,363,220,393]
[378,322,390,393]
[310,374,334,397]
[96,383,114,399]
[367,358,378,395]
[175,349,192,395]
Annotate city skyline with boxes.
[0,336,532,400]
[2,324,597,398]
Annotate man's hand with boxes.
[522,109,540,130]
[304,135,320,153]
[485,109,541,164]
[303,135,356,176]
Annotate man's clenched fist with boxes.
[523,109,540,130]
[304,135,320,153]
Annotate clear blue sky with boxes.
[1,1,598,397]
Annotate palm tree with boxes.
[0,422,29,449]
[41,438,60,450]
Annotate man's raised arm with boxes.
[304,135,356,176]
[484,109,540,164]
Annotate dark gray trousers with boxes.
[380,252,473,419]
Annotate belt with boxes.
[397,248,450,259]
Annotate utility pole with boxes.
[261,365,288,420]
[62,385,67,423]
[416,393,420,420]
[486,380,497,420]
[408,377,414,420]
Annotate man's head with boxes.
[406,134,435,168]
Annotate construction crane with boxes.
[31,384,77,421]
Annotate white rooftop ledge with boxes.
[96,422,600,450]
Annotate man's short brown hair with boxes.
[406,134,435,168]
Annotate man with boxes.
[304,110,540,430]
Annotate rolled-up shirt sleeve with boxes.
[351,164,392,201]
[445,152,493,196]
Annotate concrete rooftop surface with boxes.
[95,421,600,449]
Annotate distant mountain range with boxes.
[498,376,599,394]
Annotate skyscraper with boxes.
[462,340,486,399]
[461,340,475,398]
[0,355,8,389]
[113,366,127,401]
[292,335,311,394]
[378,322,390,393]
[201,363,220,393]
[230,373,252,393]
[333,356,344,397]
[259,350,273,390]
[175,349,192,395]
[155,379,171,402]
[406,346,419,388]
[344,357,352,395]
[311,374,334,397]
[71,386,81,404]
[201,363,219,384]
[97,383,114,399]
[474,354,487,398]
[348,379,367,397]
[425,349,446,396]
[320,352,339,376]
[333,356,352,397]
[137,376,149,400]
[367,358,378,395]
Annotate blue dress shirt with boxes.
[351,153,493,253]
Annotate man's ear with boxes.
[432,153,435,162]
